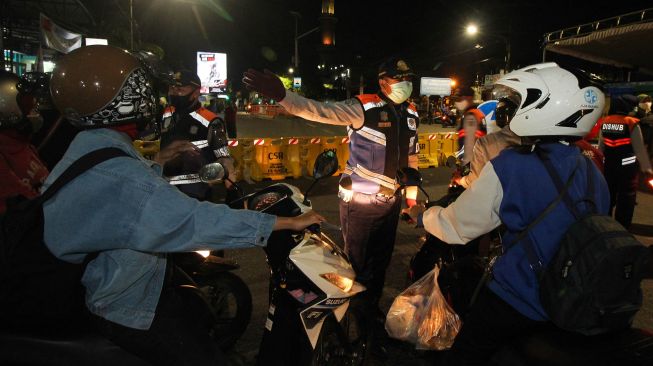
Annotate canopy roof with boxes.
[543,8,653,75]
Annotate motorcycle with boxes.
[399,164,653,366]
[222,150,371,365]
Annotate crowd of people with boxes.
[1,43,653,365]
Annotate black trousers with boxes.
[604,159,639,229]
[339,192,402,307]
[92,265,226,366]
[442,287,542,366]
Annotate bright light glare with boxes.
[321,273,354,292]
[450,79,457,87]
[648,178,653,188]
[288,67,294,74]
[196,250,210,258]
[466,24,478,36]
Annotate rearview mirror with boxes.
[313,150,339,180]
[396,167,422,187]
[199,162,225,184]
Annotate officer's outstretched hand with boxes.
[242,69,286,102]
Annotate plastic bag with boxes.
[385,266,462,350]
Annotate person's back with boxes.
[488,142,608,319]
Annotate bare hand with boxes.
[154,140,199,166]
[216,157,236,189]
[242,69,286,101]
[408,204,426,221]
[274,211,326,231]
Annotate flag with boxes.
[40,13,82,54]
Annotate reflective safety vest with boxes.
[599,115,639,166]
[162,106,219,142]
[342,94,419,195]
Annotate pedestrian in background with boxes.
[598,94,653,229]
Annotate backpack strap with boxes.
[39,147,130,203]
[509,148,581,273]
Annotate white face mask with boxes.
[639,102,652,112]
[385,81,413,104]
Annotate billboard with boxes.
[420,77,452,96]
[197,52,227,93]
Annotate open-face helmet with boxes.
[50,45,157,128]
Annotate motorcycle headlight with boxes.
[196,250,210,258]
[320,273,354,292]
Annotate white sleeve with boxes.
[423,162,503,244]
[279,90,365,128]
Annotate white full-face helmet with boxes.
[491,62,605,138]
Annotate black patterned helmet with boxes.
[50,45,157,128]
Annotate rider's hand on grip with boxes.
[273,211,325,232]
[307,223,321,235]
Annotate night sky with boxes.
[90,1,646,92]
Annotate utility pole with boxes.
[290,11,319,69]
[129,0,134,50]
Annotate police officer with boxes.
[243,57,420,316]
[598,94,653,229]
[161,70,233,200]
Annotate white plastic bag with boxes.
[385,266,462,350]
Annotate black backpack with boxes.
[517,151,649,335]
[0,148,128,329]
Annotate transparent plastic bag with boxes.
[385,266,462,350]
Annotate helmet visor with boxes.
[491,85,521,128]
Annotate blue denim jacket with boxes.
[42,129,276,330]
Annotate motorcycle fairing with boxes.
[299,299,350,348]
[289,232,365,348]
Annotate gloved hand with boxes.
[242,69,286,102]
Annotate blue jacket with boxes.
[488,143,610,320]
[42,129,276,330]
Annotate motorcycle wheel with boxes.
[197,272,252,350]
[310,305,371,366]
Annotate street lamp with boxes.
[465,24,478,36]
[465,23,511,72]
[290,11,320,69]
[288,68,294,74]
[129,0,134,50]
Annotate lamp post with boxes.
[290,11,319,69]
[129,0,134,50]
[465,23,511,72]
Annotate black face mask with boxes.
[169,94,196,112]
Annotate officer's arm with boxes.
[632,124,653,173]
[279,90,365,129]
